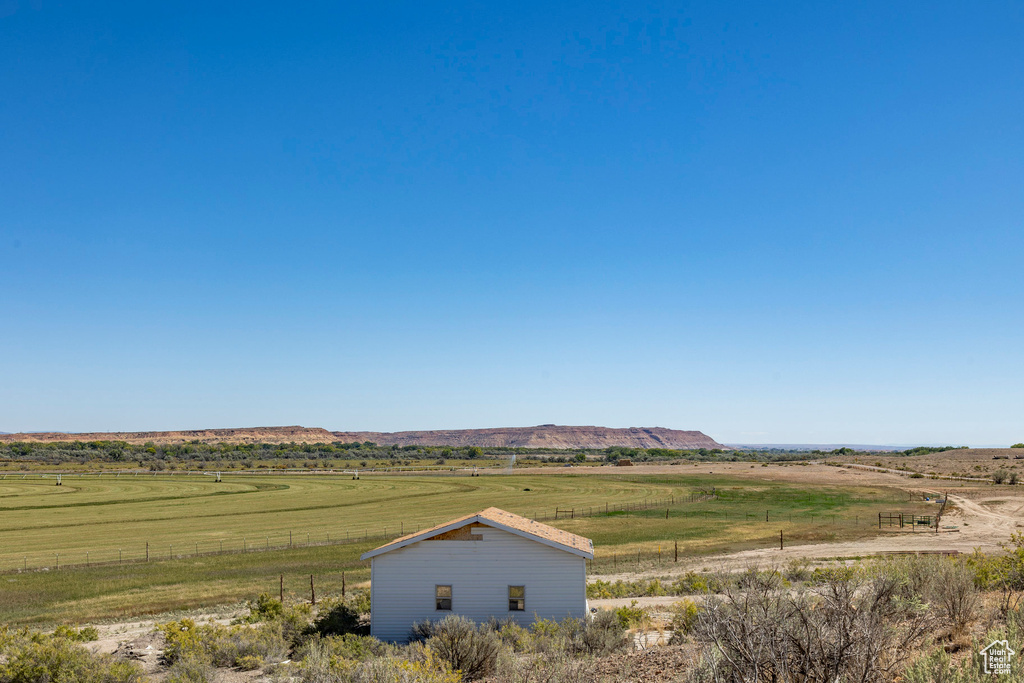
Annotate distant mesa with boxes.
[332,425,725,450]
[0,426,336,446]
[0,424,726,450]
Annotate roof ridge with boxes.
[361,507,593,559]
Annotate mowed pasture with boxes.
[0,472,677,569]
[0,471,920,625]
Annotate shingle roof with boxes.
[360,507,594,560]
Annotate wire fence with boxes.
[0,479,939,576]
[0,494,708,574]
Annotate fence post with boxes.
[674,541,678,562]
[342,571,346,598]
[780,530,783,550]
[280,574,284,602]
[310,575,316,605]
[146,541,149,562]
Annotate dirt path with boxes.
[592,492,1023,583]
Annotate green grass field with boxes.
[0,471,923,625]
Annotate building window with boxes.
[508,585,525,611]
[435,585,452,611]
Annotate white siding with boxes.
[370,526,587,642]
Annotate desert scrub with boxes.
[503,613,628,657]
[159,618,289,670]
[51,624,100,642]
[299,638,459,683]
[413,615,501,681]
[166,653,215,683]
[587,572,720,599]
[0,627,144,683]
[293,633,395,664]
[689,569,934,682]
[491,650,607,683]
[668,599,699,644]
[305,592,371,640]
[612,601,649,629]
[237,593,286,623]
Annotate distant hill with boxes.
[332,425,726,450]
[0,426,335,446]
[0,424,725,450]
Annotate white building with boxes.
[361,507,594,642]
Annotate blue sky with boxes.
[1,2,1022,445]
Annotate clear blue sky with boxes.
[1,2,1022,445]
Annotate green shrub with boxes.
[587,573,719,599]
[668,599,698,643]
[612,601,648,629]
[783,559,813,583]
[239,593,284,622]
[490,650,601,683]
[52,624,99,642]
[579,610,629,655]
[307,600,367,639]
[293,633,393,664]
[0,629,144,683]
[166,653,214,683]
[158,618,288,670]
[413,615,500,681]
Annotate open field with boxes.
[0,467,935,625]
[0,471,687,571]
[827,447,1024,480]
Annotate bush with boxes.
[159,618,289,670]
[240,593,285,622]
[307,599,368,639]
[691,570,934,682]
[0,629,144,683]
[166,653,214,683]
[294,633,393,664]
[611,601,648,629]
[993,469,1010,484]
[580,610,629,655]
[489,650,603,683]
[412,615,500,681]
[931,558,980,636]
[668,599,699,644]
[52,625,100,642]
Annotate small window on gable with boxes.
[508,585,525,611]
[436,585,452,611]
